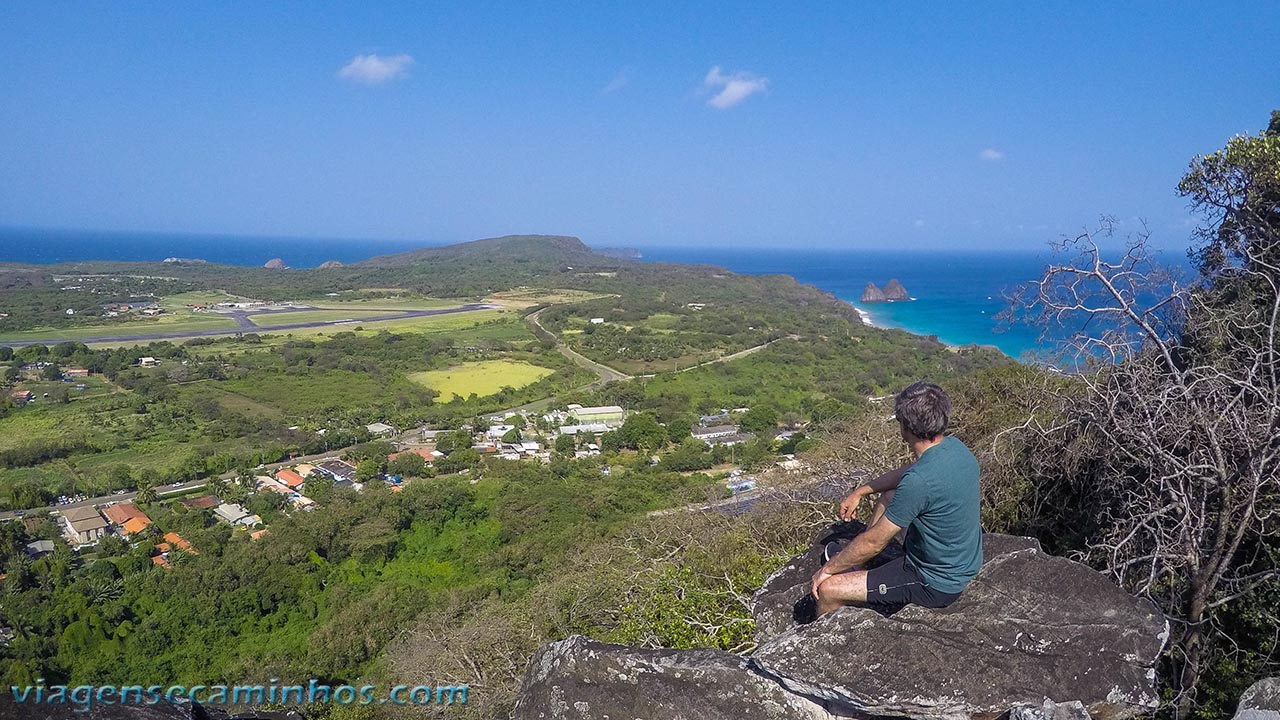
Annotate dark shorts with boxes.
[865,557,961,614]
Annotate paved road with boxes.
[635,335,799,378]
[525,307,633,384]
[0,304,499,348]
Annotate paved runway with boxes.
[0,303,498,347]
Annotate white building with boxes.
[557,422,611,436]
[486,424,516,440]
[366,422,396,436]
[692,425,738,441]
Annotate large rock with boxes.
[861,283,888,303]
[882,279,910,301]
[510,526,1167,720]
[1236,678,1280,720]
[749,531,1166,720]
[510,635,849,720]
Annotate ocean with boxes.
[0,227,1144,359]
[639,246,1061,359]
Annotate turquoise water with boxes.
[638,247,1065,359]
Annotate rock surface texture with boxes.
[882,279,910,301]
[511,526,1168,720]
[511,635,852,720]
[262,258,287,269]
[861,283,888,303]
[1236,678,1280,720]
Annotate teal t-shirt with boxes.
[883,436,983,594]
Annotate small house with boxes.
[180,494,218,510]
[120,517,153,536]
[102,502,149,526]
[24,540,55,559]
[275,469,306,489]
[214,503,250,524]
[366,422,396,436]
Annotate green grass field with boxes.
[0,313,238,342]
[176,381,286,419]
[408,359,555,401]
[84,308,510,348]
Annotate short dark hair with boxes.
[894,381,951,440]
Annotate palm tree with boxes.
[135,486,157,506]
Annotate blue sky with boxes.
[0,2,1276,250]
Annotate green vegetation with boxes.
[0,230,1021,718]
[0,314,238,342]
[0,459,720,690]
[408,360,555,402]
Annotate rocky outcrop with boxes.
[317,260,343,269]
[511,525,1168,720]
[861,280,910,302]
[1236,678,1280,719]
[751,529,1166,720]
[263,258,288,269]
[883,279,910,301]
[510,635,850,720]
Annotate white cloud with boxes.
[702,66,768,109]
[336,53,414,85]
[601,69,630,95]
[979,148,1006,162]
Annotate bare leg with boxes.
[815,570,870,616]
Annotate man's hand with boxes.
[811,567,833,599]
[839,485,872,520]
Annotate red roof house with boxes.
[275,469,306,488]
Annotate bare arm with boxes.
[838,463,912,520]
[823,516,902,574]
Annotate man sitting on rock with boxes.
[811,381,982,616]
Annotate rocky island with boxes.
[262,258,288,269]
[862,279,911,302]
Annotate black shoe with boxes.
[793,595,818,624]
[823,540,843,563]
